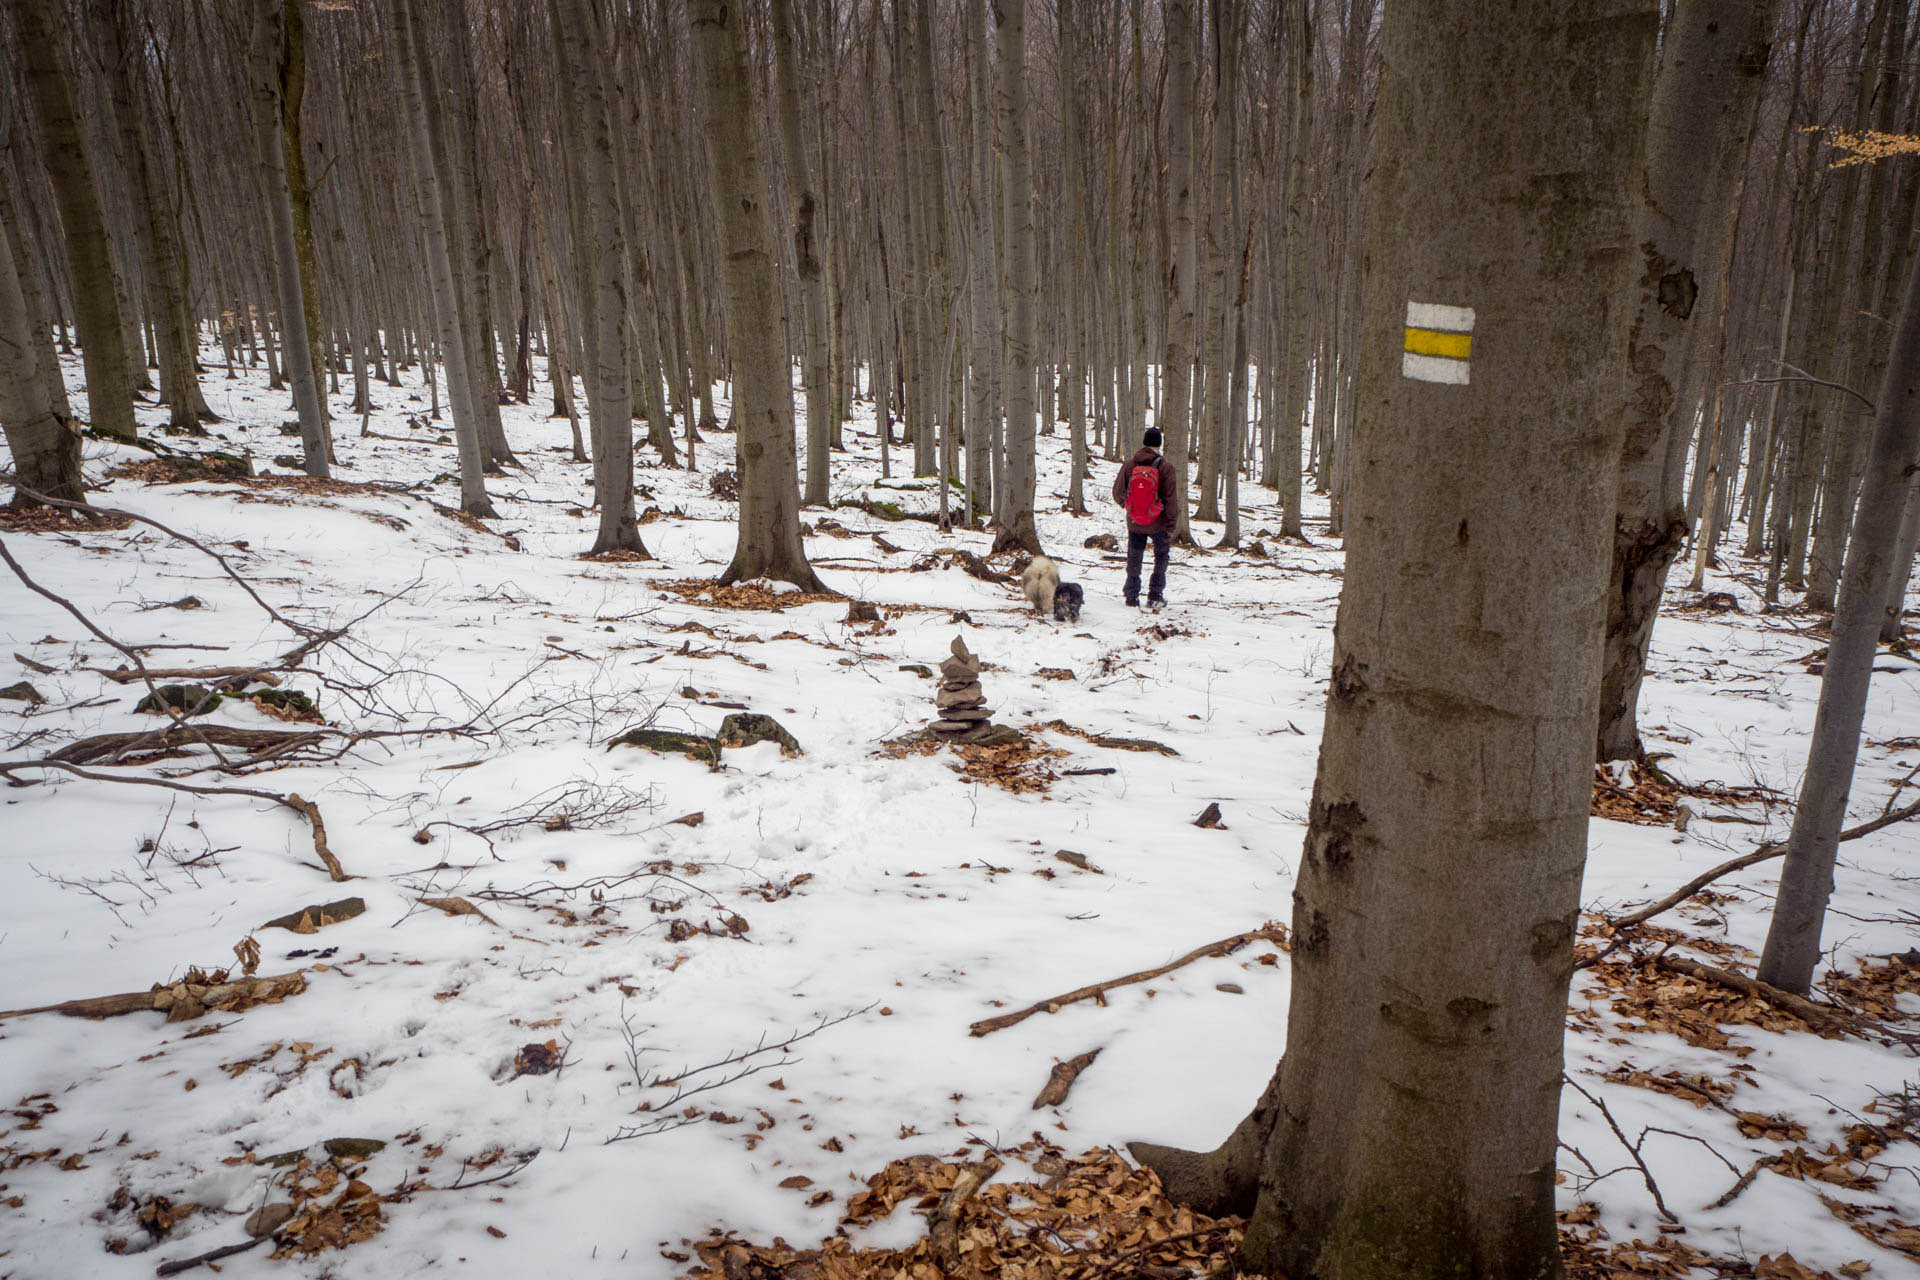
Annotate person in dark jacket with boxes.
[1112,428,1176,608]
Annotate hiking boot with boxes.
[1147,598,1166,611]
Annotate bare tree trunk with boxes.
[1132,4,1656,1276]
[8,0,136,440]
[250,0,327,477]
[1160,0,1199,545]
[689,0,826,592]
[556,0,645,556]
[771,0,833,507]
[391,0,493,515]
[0,202,83,502]
[990,0,1042,554]
[1758,241,1920,995]
[1594,0,1774,762]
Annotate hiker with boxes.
[1113,427,1176,608]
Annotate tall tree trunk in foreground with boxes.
[990,0,1042,554]
[250,0,328,477]
[689,0,826,592]
[1595,0,1774,762]
[1131,2,1656,1276]
[9,0,136,441]
[1757,239,1920,995]
[0,209,83,503]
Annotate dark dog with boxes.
[1052,581,1084,623]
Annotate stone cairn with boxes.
[930,636,994,743]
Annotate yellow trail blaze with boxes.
[1403,326,1473,360]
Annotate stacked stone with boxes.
[930,636,993,742]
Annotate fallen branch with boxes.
[418,895,500,926]
[0,760,349,881]
[1704,1157,1769,1211]
[48,725,322,766]
[1654,955,1852,1032]
[928,1155,1002,1266]
[154,1234,269,1277]
[969,925,1285,1037]
[1032,1048,1102,1108]
[84,665,282,687]
[1577,796,1920,970]
[0,470,324,641]
[0,970,305,1022]
[1564,1074,1678,1224]
[1038,719,1180,756]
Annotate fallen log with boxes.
[1032,1048,1102,1109]
[48,725,321,766]
[1653,955,1850,1031]
[85,665,281,687]
[0,971,307,1022]
[970,925,1286,1037]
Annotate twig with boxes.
[0,760,349,880]
[0,470,323,639]
[1704,1157,1769,1211]
[153,1234,269,1276]
[1563,1074,1678,1224]
[1577,796,1920,969]
[1087,1225,1236,1278]
[969,925,1286,1037]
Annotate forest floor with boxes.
[1,351,1918,1280]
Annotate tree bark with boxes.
[1132,3,1656,1276]
[8,0,136,441]
[990,0,1042,554]
[1757,235,1920,994]
[0,200,83,503]
[1594,0,1774,762]
[771,0,833,507]
[250,0,328,477]
[391,0,493,515]
[557,0,645,556]
[689,0,826,592]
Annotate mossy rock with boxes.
[898,664,933,678]
[262,897,366,933]
[134,683,221,716]
[608,727,719,762]
[717,713,802,757]
[238,687,319,718]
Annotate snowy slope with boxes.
[2,350,1917,1279]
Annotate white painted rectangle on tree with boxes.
[1405,300,1476,333]
[1402,351,1471,385]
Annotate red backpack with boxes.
[1126,460,1164,526]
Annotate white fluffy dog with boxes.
[1022,555,1060,616]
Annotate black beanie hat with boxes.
[1143,428,1163,448]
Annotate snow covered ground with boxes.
[1,350,1917,1279]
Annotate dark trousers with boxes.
[1125,530,1170,604]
